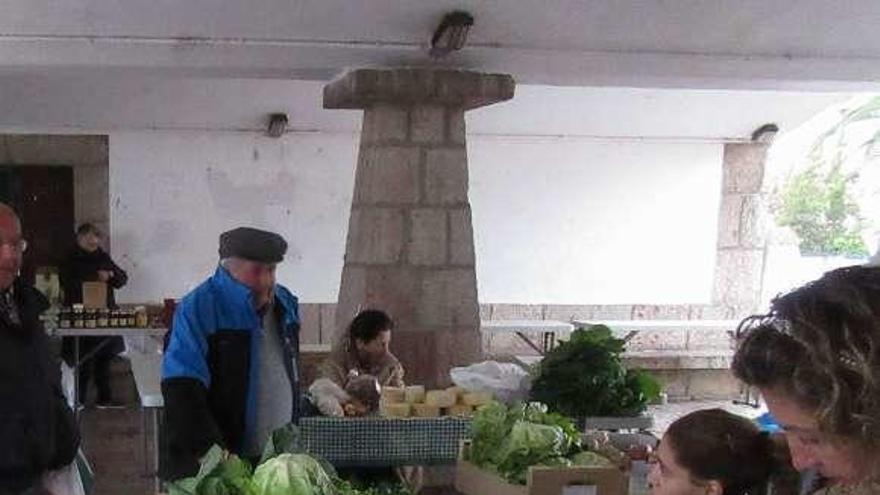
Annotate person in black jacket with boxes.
[60,223,128,408]
[0,203,80,494]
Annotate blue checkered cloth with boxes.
[298,416,471,467]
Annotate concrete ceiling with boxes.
[3,0,880,90]
[0,74,846,139]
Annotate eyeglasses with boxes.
[0,238,27,253]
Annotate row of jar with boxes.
[58,305,150,329]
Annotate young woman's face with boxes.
[648,438,716,495]
[355,329,391,365]
[761,387,872,486]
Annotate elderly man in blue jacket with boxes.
[160,227,301,480]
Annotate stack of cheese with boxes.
[379,385,492,418]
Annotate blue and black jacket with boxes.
[159,266,300,480]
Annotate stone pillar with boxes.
[713,143,771,316]
[324,69,515,387]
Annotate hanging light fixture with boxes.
[429,11,474,59]
[266,113,288,138]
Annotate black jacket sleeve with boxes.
[99,250,128,290]
[159,378,225,480]
[159,307,224,480]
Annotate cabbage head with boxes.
[252,453,335,495]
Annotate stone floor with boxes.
[647,398,765,436]
[81,407,155,495]
[78,359,155,495]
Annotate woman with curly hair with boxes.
[733,265,880,494]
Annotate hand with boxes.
[97,270,113,282]
[625,444,653,462]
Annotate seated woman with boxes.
[309,309,404,416]
[648,409,794,495]
[733,265,880,495]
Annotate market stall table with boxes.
[572,319,741,334]
[127,348,163,491]
[51,326,168,416]
[480,320,575,355]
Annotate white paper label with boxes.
[562,486,596,495]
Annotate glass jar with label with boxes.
[135,306,149,328]
[84,309,97,329]
[126,309,136,327]
[109,309,119,328]
[72,304,85,328]
[58,308,71,328]
[97,309,109,328]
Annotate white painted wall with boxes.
[109,130,722,305]
[109,131,358,303]
[469,137,723,304]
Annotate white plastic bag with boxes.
[60,362,75,409]
[42,461,85,495]
[450,360,530,404]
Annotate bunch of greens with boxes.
[468,401,610,484]
[169,425,412,495]
[334,479,413,495]
[167,446,256,495]
[529,325,661,418]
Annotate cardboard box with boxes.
[82,281,107,309]
[455,442,628,495]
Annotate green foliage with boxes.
[469,401,611,485]
[775,160,868,257]
[167,446,256,495]
[169,430,412,495]
[528,325,661,418]
[252,454,336,495]
[333,479,413,495]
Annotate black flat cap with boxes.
[219,227,287,263]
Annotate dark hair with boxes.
[732,265,880,449]
[348,309,394,345]
[76,223,101,237]
[665,409,782,495]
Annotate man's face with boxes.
[230,259,277,306]
[77,231,102,253]
[0,210,23,291]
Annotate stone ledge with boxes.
[623,350,734,370]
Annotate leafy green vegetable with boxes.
[260,423,304,464]
[469,401,587,484]
[496,421,569,484]
[570,451,613,467]
[334,479,413,495]
[167,446,255,495]
[469,401,512,467]
[252,454,335,495]
[529,325,661,418]
[167,426,413,495]
[537,456,573,469]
